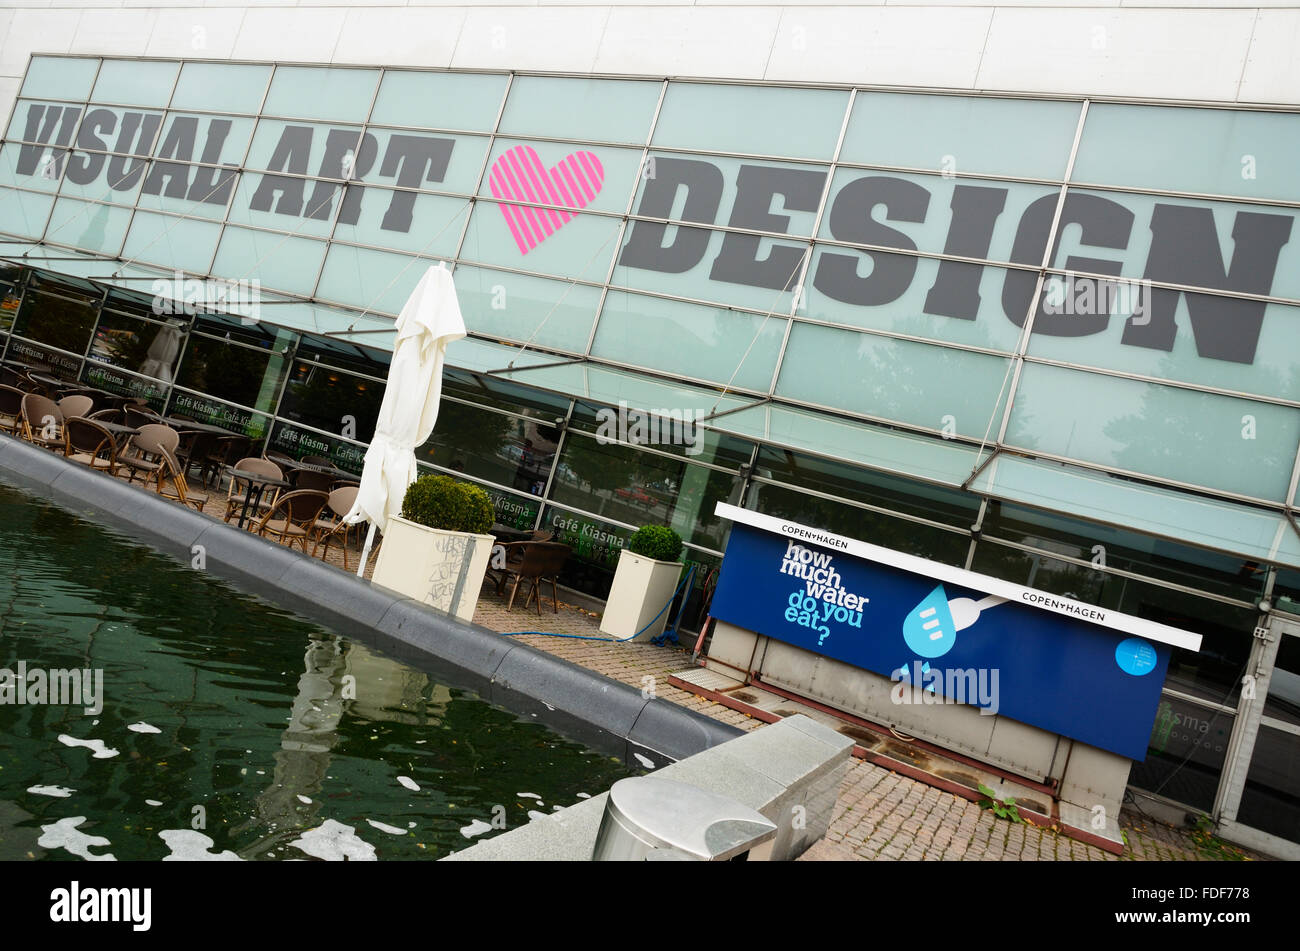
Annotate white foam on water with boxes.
[527,810,551,823]
[415,740,426,744]
[397,776,419,792]
[543,702,555,711]
[28,785,75,798]
[459,819,492,839]
[296,795,312,805]
[37,817,116,861]
[516,792,541,800]
[159,829,242,861]
[408,822,417,829]
[634,753,655,769]
[576,793,591,800]
[552,805,562,811]
[145,800,163,807]
[366,819,406,836]
[58,735,119,759]
[289,820,377,861]
[127,722,162,734]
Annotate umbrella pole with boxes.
[357,523,378,578]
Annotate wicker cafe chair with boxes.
[19,393,65,450]
[153,445,210,513]
[63,417,119,474]
[0,384,25,434]
[117,423,180,484]
[254,489,329,552]
[289,468,335,493]
[88,407,124,423]
[223,457,285,524]
[57,394,94,418]
[310,486,361,570]
[124,405,161,429]
[200,434,250,490]
[175,429,218,486]
[492,542,571,613]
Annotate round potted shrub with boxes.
[371,474,496,622]
[600,525,684,642]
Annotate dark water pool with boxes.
[0,484,638,860]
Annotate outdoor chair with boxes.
[117,423,179,484]
[264,449,297,469]
[289,468,335,493]
[0,366,24,389]
[490,541,571,613]
[254,489,329,552]
[300,454,332,467]
[19,393,65,450]
[0,384,25,434]
[88,407,124,423]
[201,434,251,490]
[153,445,210,513]
[175,429,217,485]
[223,457,285,524]
[63,417,119,474]
[22,373,58,398]
[57,394,94,418]
[124,405,161,429]
[310,486,361,570]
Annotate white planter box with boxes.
[600,549,684,642]
[371,516,495,623]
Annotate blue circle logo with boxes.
[1115,637,1157,676]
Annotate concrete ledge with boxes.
[0,434,743,767]
[446,714,854,861]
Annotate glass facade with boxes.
[3,55,1299,834]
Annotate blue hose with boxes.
[505,565,697,645]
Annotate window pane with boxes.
[370,71,507,132]
[455,265,599,354]
[211,227,326,298]
[87,310,185,385]
[174,333,289,413]
[776,322,1011,438]
[500,76,660,145]
[0,142,61,194]
[592,290,783,393]
[442,369,573,420]
[803,249,1028,354]
[91,60,179,109]
[21,56,99,102]
[1058,188,1300,300]
[0,188,54,239]
[817,170,1057,264]
[1075,104,1300,203]
[653,83,848,161]
[4,99,81,144]
[540,505,632,598]
[12,288,98,356]
[245,120,364,175]
[483,138,643,217]
[152,112,256,177]
[569,400,755,470]
[332,189,469,255]
[171,62,272,114]
[1005,363,1300,501]
[1129,695,1231,812]
[4,338,83,379]
[1027,283,1300,402]
[166,389,272,440]
[748,481,971,566]
[754,445,980,528]
[1235,722,1300,842]
[315,245,431,315]
[551,432,742,552]
[459,202,621,281]
[366,127,489,196]
[266,420,365,474]
[263,67,379,122]
[44,198,132,254]
[121,212,221,275]
[277,361,383,447]
[841,93,1080,180]
[418,402,561,495]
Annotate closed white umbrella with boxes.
[139,321,182,384]
[346,263,466,576]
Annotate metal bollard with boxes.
[592,776,777,861]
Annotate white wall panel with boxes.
[976,8,1258,100]
[145,8,249,59]
[71,9,160,55]
[332,8,467,67]
[1238,9,1300,104]
[595,7,782,79]
[0,10,81,77]
[767,6,991,87]
[230,8,349,62]
[452,7,609,72]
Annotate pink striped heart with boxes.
[488,145,604,255]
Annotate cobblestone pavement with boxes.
[99,462,1268,861]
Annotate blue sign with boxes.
[710,522,1171,760]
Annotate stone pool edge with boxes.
[0,434,742,769]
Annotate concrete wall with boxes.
[3,2,1299,132]
[446,713,854,860]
